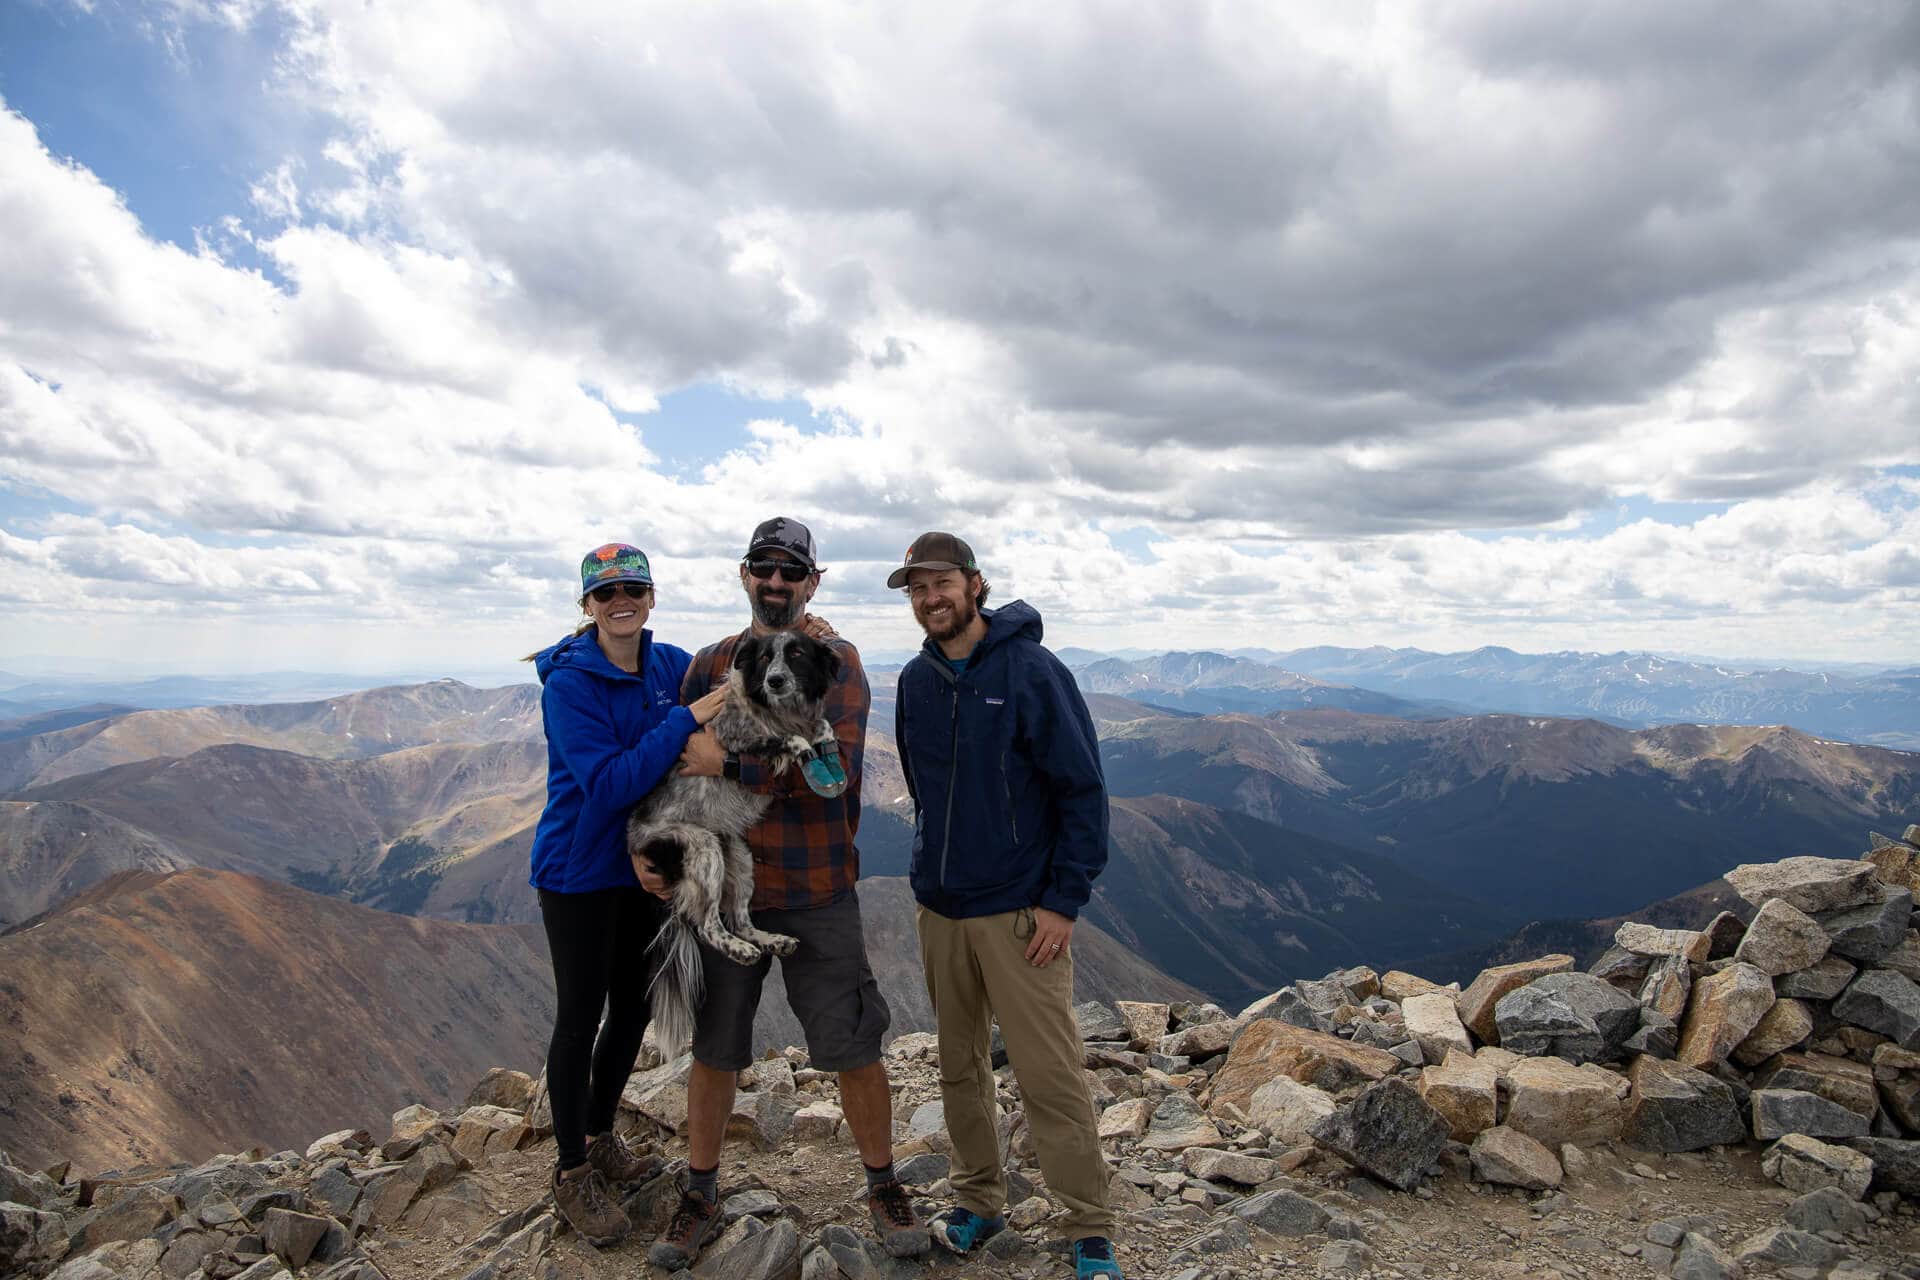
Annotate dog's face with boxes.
[732,630,839,712]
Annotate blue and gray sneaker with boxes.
[929,1206,1004,1255]
[1073,1236,1124,1279]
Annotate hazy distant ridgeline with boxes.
[0,671,509,714]
[1239,644,1920,750]
[1071,651,1465,719]
[0,679,541,793]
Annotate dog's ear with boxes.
[816,638,841,683]
[732,637,760,671]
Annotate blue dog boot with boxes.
[1073,1237,1123,1279]
[799,748,848,798]
[929,1207,1003,1255]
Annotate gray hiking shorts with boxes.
[690,889,891,1073]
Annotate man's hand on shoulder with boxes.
[1025,907,1074,968]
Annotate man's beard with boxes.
[915,594,977,643]
[751,584,804,629]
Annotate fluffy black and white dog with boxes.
[627,629,843,1056]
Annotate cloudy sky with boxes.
[2,0,1916,678]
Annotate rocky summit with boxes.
[7,828,1920,1280]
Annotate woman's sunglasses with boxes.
[589,582,652,602]
[746,559,811,583]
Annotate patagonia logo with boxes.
[984,697,1004,706]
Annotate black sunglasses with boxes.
[746,559,811,583]
[589,582,651,602]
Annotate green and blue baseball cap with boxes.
[579,542,653,600]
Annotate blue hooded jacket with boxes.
[895,600,1109,920]
[528,627,697,894]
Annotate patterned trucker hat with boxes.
[743,516,819,571]
[578,543,653,600]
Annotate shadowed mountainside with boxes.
[1422,875,1759,981]
[1085,795,1505,1007]
[1100,707,1920,924]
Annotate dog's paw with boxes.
[765,932,800,957]
[716,938,761,966]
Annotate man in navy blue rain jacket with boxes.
[890,531,1123,1280]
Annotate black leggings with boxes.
[537,886,664,1169]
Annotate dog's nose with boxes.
[766,673,789,691]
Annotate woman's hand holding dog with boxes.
[676,686,731,774]
[688,684,730,725]
[633,855,674,901]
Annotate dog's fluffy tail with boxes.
[647,917,704,1060]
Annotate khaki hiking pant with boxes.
[915,904,1114,1241]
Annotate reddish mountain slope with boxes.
[0,868,554,1172]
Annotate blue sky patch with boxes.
[608,382,818,474]
[1,1,311,253]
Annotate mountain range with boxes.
[5,678,1916,990]
[4,656,1918,1170]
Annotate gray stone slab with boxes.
[1832,969,1920,1049]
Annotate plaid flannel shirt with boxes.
[681,630,868,911]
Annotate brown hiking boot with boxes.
[648,1188,721,1269]
[868,1178,932,1257]
[585,1131,664,1185]
[552,1163,631,1248]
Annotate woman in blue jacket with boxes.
[526,542,727,1246]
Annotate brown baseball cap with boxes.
[887,531,978,589]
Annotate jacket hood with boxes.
[981,599,1042,649]
[532,626,652,685]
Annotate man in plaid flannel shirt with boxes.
[646,517,929,1270]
